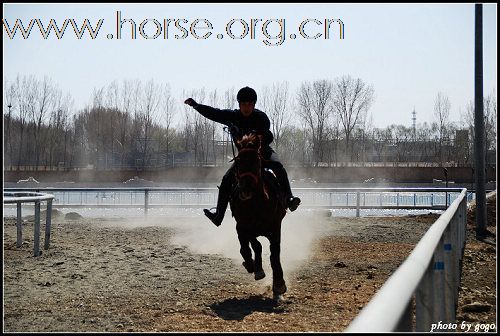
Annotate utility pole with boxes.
[474,4,487,239]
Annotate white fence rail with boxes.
[345,188,468,332]
[4,187,467,217]
[4,192,55,257]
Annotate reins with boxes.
[223,126,267,196]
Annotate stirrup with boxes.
[288,197,301,212]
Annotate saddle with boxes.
[229,167,285,205]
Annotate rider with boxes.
[184,86,301,226]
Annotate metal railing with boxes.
[3,192,55,257]
[345,188,468,332]
[4,187,466,217]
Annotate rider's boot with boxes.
[204,177,231,226]
[274,166,301,211]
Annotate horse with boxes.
[228,132,288,298]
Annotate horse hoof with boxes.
[273,293,284,303]
[254,270,266,280]
[242,261,254,273]
[272,281,287,295]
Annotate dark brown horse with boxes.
[228,133,288,298]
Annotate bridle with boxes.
[234,147,262,187]
[223,125,265,196]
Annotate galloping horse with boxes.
[228,132,288,298]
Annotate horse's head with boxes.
[234,133,263,201]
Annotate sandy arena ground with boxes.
[3,199,496,332]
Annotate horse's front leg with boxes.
[268,230,286,295]
[238,233,254,273]
[250,238,265,280]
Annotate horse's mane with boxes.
[237,133,260,151]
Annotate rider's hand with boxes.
[229,124,241,137]
[184,98,198,107]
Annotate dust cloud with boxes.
[89,207,334,282]
[164,209,333,278]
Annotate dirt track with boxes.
[2,204,496,332]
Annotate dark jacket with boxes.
[193,104,275,158]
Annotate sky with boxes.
[2,3,497,129]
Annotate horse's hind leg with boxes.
[250,238,265,280]
[269,231,287,295]
[238,234,254,273]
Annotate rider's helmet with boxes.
[237,87,257,103]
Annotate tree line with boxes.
[3,74,497,171]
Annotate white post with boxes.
[356,191,360,217]
[16,202,22,247]
[44,200,52,250]
[34,201,41,257]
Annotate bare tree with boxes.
[156,83,175,167]
[483,92,497,154]
[113,79,136,167]
[207,89,221,165]
[14,75,36,169]
[137,79,163,168]
[180,88,208,166]
[192,88,207,166]
[28,76,59,169]
[462,92,497,165]
[393,125,413,164]
[356,113,374,165]
[261,81,291,153]
[297,80,334,166]
[220,87,236,162]
[224,87,236,109]
[4,79,16,167]
[332,75,374,161]
[47,92,72,169]
[433,92,451,164]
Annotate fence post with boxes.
[16,201,22,248]
[34,201,41,257]
[144,189,149,216]
[44,199,52,250]
[356,191,360,217]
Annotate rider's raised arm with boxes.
[193,104,237,126]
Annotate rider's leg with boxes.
[265,153,301,211]
[203,164,235,226]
